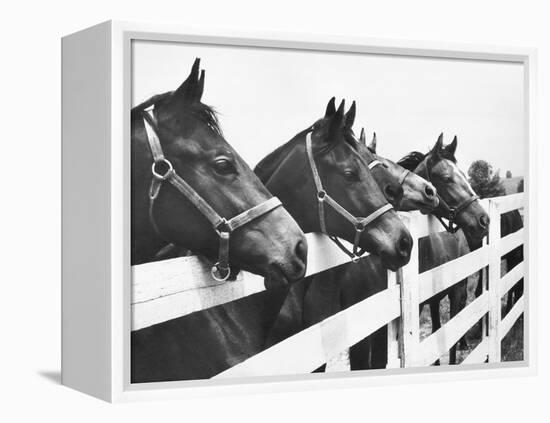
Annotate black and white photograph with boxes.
[129,40,526,383]
[6,0,550,418]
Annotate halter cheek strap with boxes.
[306,132,393,262]
[142,106,282,281]
[420,162,479,234]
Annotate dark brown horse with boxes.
[263,129,440,368]
[255,99,412,270]
[397,133,490,365]
[131,97,410,382]
[267,133,489,370]
[131,59,307,286]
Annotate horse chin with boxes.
[263,265,291,289]
[462,227,487,248]
[382,259,401,272]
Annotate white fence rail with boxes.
[131,193,525,376]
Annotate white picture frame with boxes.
[61,20,537,402]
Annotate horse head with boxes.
[399,133,490,245]
[255,98,412,271]
[131,58,307,286]
[358,128,439,213]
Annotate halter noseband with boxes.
[423,160,479,234]
[142,106,283,281]
[306,132,393,263]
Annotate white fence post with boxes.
[487,199,502,362]
[386,270,400,368]
[399,213,421,367]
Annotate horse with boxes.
[255,98,412,270]
[262,129,440,369]
[396,133,490,365]
[131,58,307,287]
[131,96,410,382]
[266,133,489,370]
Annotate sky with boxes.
[132,40,525,177]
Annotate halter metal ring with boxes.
[152,159,174,180]
[211,263,231,282]
[317,190,327,202]
[351,255,361,264]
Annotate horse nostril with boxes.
[398,234,412,257]
[479,215,490,228]
[294,239,308,266]
[425,185,435,198]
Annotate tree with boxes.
[506,170,512,178]
[467,160,505,199]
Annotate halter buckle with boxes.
[215,218,231,235]
[448,208,456,221]
[152,159,174,180]
[211,263,231,282]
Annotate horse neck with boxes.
[261,143,318,233]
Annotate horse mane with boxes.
[254,129,311,183]
[397,151,427,171]
[133,91,223,137]
[255,124,359,183]
[397,144,457,171]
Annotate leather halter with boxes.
[142,106,283,281]
[306,132,393,262]
[422,160,479,234]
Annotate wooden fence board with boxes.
[132,233,367,329]
[132,275,265,330]
[496,193,524,214]
[418,246,489,304]
[499,229,525,256]
[500,262,525,297]
[415,292,489,367]
[214,285,401,378]
[411,213,447,239]
[499,296,524,341]
[462,337,489,365]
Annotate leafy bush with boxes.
[467,160,505,199]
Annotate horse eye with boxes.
[343,169,358,181]
[214,158,236,174]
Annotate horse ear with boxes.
[173,58,203,103]
[369,132,377,153]
[326,99,346,141]
[445,135,458,157]
[359,128,366,145]
[344,101,356,128]
[325,97,336,117]
[431,132,445,158]
[195,69,205,102]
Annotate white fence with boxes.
[131,193,525,377]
